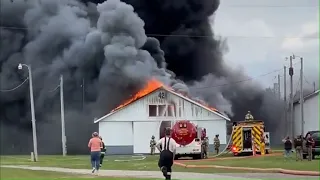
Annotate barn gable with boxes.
[94,86,230,123]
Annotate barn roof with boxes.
[293,89,319,105]
[94,84,230,123]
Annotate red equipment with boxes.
[171,120,206,145]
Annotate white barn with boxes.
[94,85,230,155]
[293,90,319,136]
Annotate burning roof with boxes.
[111,78,220,114]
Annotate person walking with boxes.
[213,134,220,154]
[306,133,315,161]
[99,136,106,167]
[150,135,156,155]
[202,137,209,158]
[282,136,292,159]
[156,128,176,180]
[88,132,102,173]
[294,135,303,161]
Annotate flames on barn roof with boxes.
[110,78,220,114]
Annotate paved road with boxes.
[1,165,318,179]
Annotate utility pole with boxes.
[289,56,294,138]
[60,75,67,156]
[278,74,281,100]
[283,66,287,136]
[299,57,304,136]
[313,82,316,92]
[18,64,38,162]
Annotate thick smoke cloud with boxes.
[0,0,284,154]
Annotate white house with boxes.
[94,84,230,155]
[293,90,319,136]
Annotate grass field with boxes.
[1,153,319,179]
[182,154,320,171]
[0,154,248,173]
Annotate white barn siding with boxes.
[103,102,146,122]
[294,93,319,135]
[96,87,230,154]
[133,121,160,154]
[197,120,227,144]
[99,121,134,154]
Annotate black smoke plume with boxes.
[0,0,282,154]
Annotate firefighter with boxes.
[150,135,156,155]
[214,134,220,154]
[156,128,177,180]
[294,135,303,161]
[202,137,209,158]
[245,111,254,121]
[99,136,106,167]
[260,134,265,155]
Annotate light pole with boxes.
[18,63,38,162]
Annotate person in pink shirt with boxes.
[88,132,102,173]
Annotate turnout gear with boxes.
[202,137,209,158]
[214,135,220,154]
[245,111,254,121]
[150,135,156,155]
[158,137,173,180]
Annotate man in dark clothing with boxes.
[282,136,292,159]
[306,133,315,161]
[99,136,106,167]
[294,135,303,161]
[156,128,177,180]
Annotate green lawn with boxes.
[183,154,320,171]
[0,155,254,173]
[0,168,157,180]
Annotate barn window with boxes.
[159,105,167,116]
[167,105,174,117]
[149,105,157,116]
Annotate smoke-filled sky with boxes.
[214,0,319,90]
[0,0,318,154]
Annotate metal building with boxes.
[94,84,230,154]
[293,90,319,136]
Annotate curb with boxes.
[173,162,320,176]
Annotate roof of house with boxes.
[94,86,230,123]
[293,89,319,105]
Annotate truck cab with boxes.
[303,130,320,159]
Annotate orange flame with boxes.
[110,78,219,113]
[111,79,163,112]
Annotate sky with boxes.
[211,0,319,92]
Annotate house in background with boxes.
[94,80,230,154]
[293,89,319,136]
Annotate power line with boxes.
[0,78,29,92]
[0,26,318,39]
[191,62,300,90]
[48,84,60,93]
